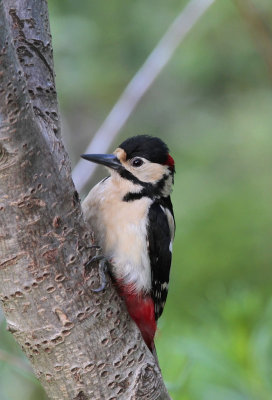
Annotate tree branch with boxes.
[0,1,170,399]
[72,0,216,193]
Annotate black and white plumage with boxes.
[81,135,175,351]
[148,196,175,320]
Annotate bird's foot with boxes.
[85,249,109,292]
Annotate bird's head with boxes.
[81,135,175,198]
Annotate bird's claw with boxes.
[86,254,109,292]
[87,245,102,255]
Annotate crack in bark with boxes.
[0,253,25,269]
[9,8,54,79]
[73,391,88,400]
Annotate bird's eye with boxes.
[132,158,143,167]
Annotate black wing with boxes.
[147,196,175,320]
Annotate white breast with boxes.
[82,174,153,292]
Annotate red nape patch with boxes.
[164,154,175,170]
[116,282,156,351]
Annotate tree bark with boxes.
[0,1,171,399]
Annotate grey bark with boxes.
[0,0,171,399]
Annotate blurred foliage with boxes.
[1,0,272,399]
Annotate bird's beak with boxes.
[81,153,123,171]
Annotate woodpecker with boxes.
[81,135,175,352]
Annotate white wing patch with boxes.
[159,205,175,244]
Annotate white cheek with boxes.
[161,174,173,197]
[169,241,173,253]
[126,160,166,183]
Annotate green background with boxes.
[1,1,272,399]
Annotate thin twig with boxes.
[72,0,216,192]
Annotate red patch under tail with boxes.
[116,281,156,351]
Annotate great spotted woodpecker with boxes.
[81,135,175,352]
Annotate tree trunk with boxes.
[0,0,171,399]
